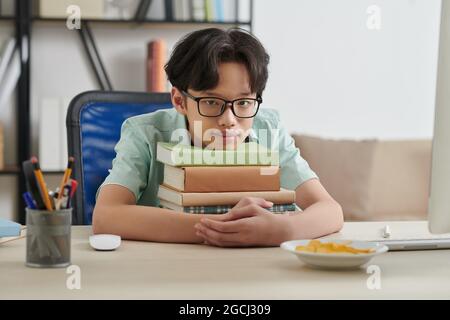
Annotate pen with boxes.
[22,192,37,209]
[66,180,78,209]
[57,157,74,202]
[30,156,53,211]
[69,179,78,198]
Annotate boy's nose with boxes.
[218,103,237,127]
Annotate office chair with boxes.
[66,91,172,225]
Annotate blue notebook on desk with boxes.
[0,218,21,237]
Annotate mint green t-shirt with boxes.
[97,108,317,205]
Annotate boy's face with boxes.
[172,62,256,150]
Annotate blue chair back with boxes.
[66,91,172,225]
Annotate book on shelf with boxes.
[157,184,296,206]
[164,0,174,20]
[164,164,280,192]
[191,0,205,21]
[237,0,251,22]
[38,0,104,19]
[156,141,280,167]
[159,199,299,214]
[205,0,214,22]
[214,0,224,22]
[222,0,237,22]
[147,39,167,92]
[173,0,191,21]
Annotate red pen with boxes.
[70,180,78,198]
[66,179,78,209]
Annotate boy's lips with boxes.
[212,130,241,138]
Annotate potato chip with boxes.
[295,240,374,254]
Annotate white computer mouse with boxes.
[89,234,121,251]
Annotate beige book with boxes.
[164,165,280,192]
[157,184,295,206]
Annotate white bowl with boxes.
[280,239,389,270]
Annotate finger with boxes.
[195,223,241,244]
[222,204,267,222]
[238,197,273,208]
[200,218,244,233]
[197,230,244,247]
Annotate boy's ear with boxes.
[171,87,187,115]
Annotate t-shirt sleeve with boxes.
[96,119,151,202]
[277,119,318,191]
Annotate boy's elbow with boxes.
[92,205,108,234]
[332,200,344,232]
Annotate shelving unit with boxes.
[0,0,253,224]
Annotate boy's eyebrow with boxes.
[203,91,254,98]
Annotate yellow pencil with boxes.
[31,156,53,211]
[57,157,74,201]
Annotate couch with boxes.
[292,135,432,221]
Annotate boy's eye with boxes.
[203,99,222,106]
[236,99,253,107]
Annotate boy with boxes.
[93,28,343,247]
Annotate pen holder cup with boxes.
[25,208,72,268]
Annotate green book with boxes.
[156,141,279,167]
[205,0,215,21]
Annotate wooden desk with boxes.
[1,222,450,299]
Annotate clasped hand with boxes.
[194,197,290,247]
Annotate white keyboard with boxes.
[323,221,450,251]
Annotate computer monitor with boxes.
[428,0,450,234]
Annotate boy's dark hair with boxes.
[165,28,270,96]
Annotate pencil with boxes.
[57,157,74,201]
[30,156,53,211]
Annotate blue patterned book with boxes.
[159,199,299,214]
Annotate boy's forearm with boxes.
[281,200,344,241]
[93,205,219,243]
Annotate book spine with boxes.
[181,189,296,206]
[181,166,280,192]
[180,203,297,214]
[164,0,174,21]
[191,0,205,21]
[214,0,224,22]
[205,0,214,21]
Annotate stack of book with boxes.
[156,142,298,214]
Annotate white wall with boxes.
[253,0,441,139]
[0,0,443,220]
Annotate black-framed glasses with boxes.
[181,90,262,118]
